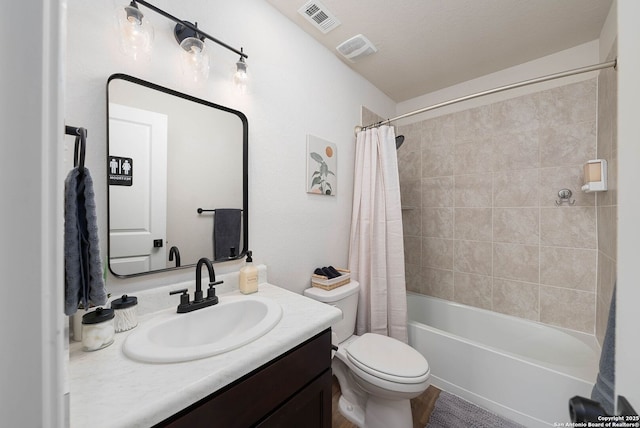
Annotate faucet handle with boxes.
[206,281,222,302]
[170,288,190,308]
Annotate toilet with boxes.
[304,281,430,428]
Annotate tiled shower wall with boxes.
[596,43,617,345]
[398,78,601,334]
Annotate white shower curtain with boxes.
[348,125,408,343]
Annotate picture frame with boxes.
[306,135,337,196]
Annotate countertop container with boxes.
[111,294,138,333]
[82,307,115,351]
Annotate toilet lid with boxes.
[346,333,429,384]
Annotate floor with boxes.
[331,377,442,428]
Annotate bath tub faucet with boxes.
[169,257,223,313]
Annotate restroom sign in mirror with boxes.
[109,156,133,186]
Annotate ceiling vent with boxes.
[336,34,378,62]
[298,1,341,34]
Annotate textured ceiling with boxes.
[266,0,613,102]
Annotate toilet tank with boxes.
[303,281,359,344]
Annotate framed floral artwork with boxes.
[306,135,337,196]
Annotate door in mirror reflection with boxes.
[109,104,168,275]
[107,74,248,277]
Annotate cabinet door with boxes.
[157,330,331,428]
[257,369,332,428]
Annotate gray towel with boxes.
[64,167,107,315]
[213,209,242,261]
[591,285,615,414]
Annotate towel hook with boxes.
[73,128,87,174]
[555,188,576,206]
[66,125,87,174]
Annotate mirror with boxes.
[107,74,248,277]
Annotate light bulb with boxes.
[234,58,248,94]
[179,37,210,84]
[116,3,154,61]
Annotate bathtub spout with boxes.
[569,396,608,423]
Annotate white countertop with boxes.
[69,281,341,428]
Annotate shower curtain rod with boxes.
[357,59,617,132]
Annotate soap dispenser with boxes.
[239,250,258,294]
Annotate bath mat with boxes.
[427,391,525,428]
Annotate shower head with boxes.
[395,135,405,150]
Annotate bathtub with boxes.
[407,292,600,427]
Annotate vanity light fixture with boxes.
[116,0,248,84]
[115,1,154,61]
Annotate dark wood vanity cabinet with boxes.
[156,329,332,428]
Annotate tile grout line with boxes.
[538,122,542,323]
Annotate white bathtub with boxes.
[407,292,600,427]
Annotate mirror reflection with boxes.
[107,74,248,277]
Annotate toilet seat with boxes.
[346,333,429,384]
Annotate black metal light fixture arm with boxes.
[133,0,248,59]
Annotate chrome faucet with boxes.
[169,257,223,313]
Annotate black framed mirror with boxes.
[107,74,248,277]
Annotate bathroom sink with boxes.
[123,295,282,363]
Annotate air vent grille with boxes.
[298,1,341,34]
[304,4,320,16]
[336,34,378,62]
[313,11,329,25]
